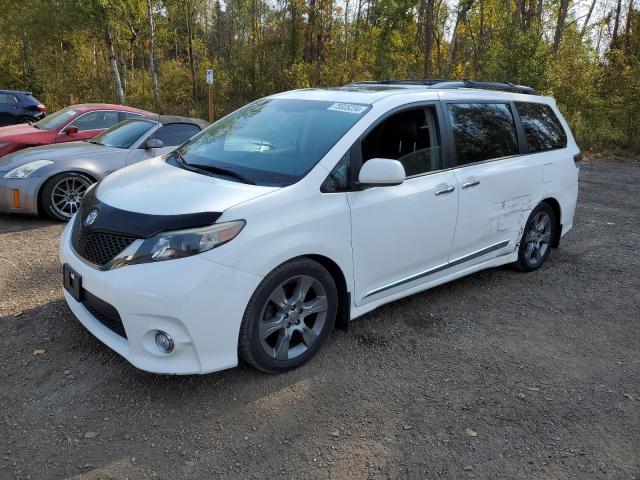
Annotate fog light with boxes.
[155,331,174,353]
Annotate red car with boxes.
[0,103,152,157]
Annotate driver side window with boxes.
[71,111,120,131]
[361,106,443,177]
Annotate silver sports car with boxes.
[0,115,208,220]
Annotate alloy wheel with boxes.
[523,211,552,267]
[258,275,328,361]
[50,176,92,219]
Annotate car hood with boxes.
[0,123,49,141]
[95,156,279,215]
[0,141,121,171]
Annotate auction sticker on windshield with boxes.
[327,103,368,114]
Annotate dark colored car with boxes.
[0,90,46,125]
[0,103,152,157]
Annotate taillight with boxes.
[573,152,582,167]
[37,104,46,112]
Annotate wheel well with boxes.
[541,197,562,248]
[306,254,351,331]
[37,171,97,214]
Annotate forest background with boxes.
[1,0,638,157]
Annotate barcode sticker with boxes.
[327,103,368,114]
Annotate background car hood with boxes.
[0,141,121,171]
[96,156,279,215]
[0,123,49,141]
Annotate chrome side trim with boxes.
[362,240,511,300]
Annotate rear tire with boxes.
[17,116,35,124]
[239,258,338,373]
[513,202,556,272]
[40,172,94,222]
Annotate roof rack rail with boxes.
[350,79,540,95]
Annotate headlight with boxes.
[3,160,54,179]
[129,220,245,265]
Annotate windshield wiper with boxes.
[175,153,255,185]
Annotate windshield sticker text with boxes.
[327,103,368,114]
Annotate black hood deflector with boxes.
[78,185,222,239]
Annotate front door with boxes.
[347,105,459,305]
[55,110,121,143]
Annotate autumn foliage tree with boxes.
[0,0,637,153]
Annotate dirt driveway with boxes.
[0,161,638,480]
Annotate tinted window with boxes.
[90,119,157,149]
[121,111,145,121]
[321,151,351,193]
[71,110,120,131]
[362,107,443,176]
[174,99,369,186]
[0,93,18,103]
[515,102,567,152]
[34,108,78,130]
[152,123,200,146]
[448,103,519,164]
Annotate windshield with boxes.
[34,108,78,130]
[90,119,156,148]
[169,98,370,186]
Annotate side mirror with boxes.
[358,158,406,186]
[145,138,164,149]
[63,125,78,135]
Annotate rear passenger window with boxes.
[448,103,519,165]
[0,93,18,103]
[515,102,567,152]
[153,123,200,146]
[361,106,443,177]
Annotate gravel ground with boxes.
[0,160,639,480]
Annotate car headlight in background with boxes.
[3,160,54,179]
[128,220,246,265]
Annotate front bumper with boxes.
[0,176,43,215]
[59,219,263,374]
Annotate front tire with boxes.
[513,202,556,272]
[239,258,338,373]
[40,172,94,222]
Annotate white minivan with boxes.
[59,80,580,374]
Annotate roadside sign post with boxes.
[206,69,215,122]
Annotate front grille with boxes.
[71,214,135,267]
[82,289,127,338]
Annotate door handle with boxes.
[462,180,480,189]
[434,185,455,196]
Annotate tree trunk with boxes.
[148,0,160,111]
[305,0,317,61]
[421,0,435,78]
[613,0,623,42]
[447,0,474,78]
[624,0,634,53]
[581,0,597,35]
[186,1,198,101]
[552,0,569,53]
[105,24,126,104]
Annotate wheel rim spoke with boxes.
[269,286,289,311]
[300,323,318,347]
[259,314,286,340]
[274,330,291,360]
[302,296,327,316]
[292,276,313,304]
